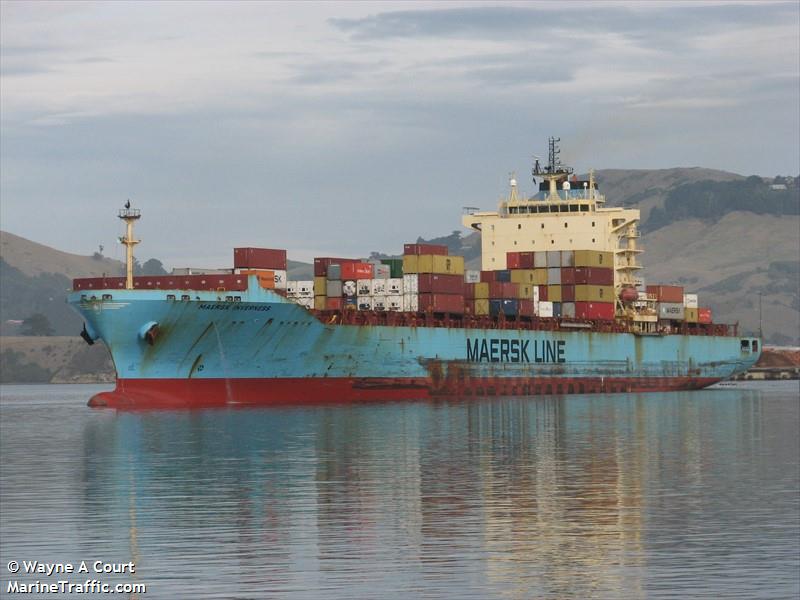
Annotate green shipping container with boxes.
[381,258,404,278]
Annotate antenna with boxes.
[548,136,560,173]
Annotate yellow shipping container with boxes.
[402,255,418,273]
[532,268,549,285]
[510,269,536,284]
[406,254,465,275]
[575,285,615,302]
[518,284,535,300]
[474,299,489,316]
[547,285,562,303]
[574,250,614,268]
[685,307,699,323]
[474,282,490,299]
[314,276,327,296]
[314,295,326,311]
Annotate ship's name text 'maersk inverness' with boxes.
[466,338,566,364]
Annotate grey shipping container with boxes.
[326,264,341,280]
[547,267,561,285]
[326,280,343,297]
[562,302,576,318]
[658,302,685,320]
[546,250,561,267]
[533,252,547,268]
[560,250,574,267]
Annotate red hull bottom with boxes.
[88,376,722,409]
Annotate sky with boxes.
[1,1,798,267]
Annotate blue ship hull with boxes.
[68,283,761,408]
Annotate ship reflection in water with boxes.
[1,383,798,599]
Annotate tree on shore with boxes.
[21,313,54,336]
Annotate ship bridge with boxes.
[461,138,643,290]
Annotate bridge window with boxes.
[752,340,758,352]
[102,294,113,300]
[740,339,751,352]
[559,205,568,213]
[580,204,589,211]
[569,204,579,212]
[166,294,175,301]
[181,295,190,301]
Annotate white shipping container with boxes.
[683,294,698,308]
[297,281,314,297]
[371,279,387,295]
[357,296,373,310]
[386,278,403,295]
[538,301,554,318]
[287,282,299,294]
[387,297,402,311]
[403,293,419,312]
[295,297,314,309]
[464,270,481,284]
[373,295,387,311]
[342,280,357,297]
[273,270,288,289]
[533,286,540,302]
[357,280,372,296]
[637,291,649,301]
[403,274,419,293]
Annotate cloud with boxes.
[331,4,797,51]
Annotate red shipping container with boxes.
[519,252,534,269]
[561,267,575,285]
[698,308,712,324]
[562,285,575,302]
[314,257,358,277]
[418,293,464,313]
[464,282,476,299]
[325,297,343,311]
[519,299,535,317]
[489,282,518,299]
[506,251,521,269]
[575,301,615,320]
[480,271,496,283]
[418,274,464,295]
[404,243,448,256]
[538,285,548,301]
[341,262,374,280]
[234,247,287,270]
[574,267,614,285]
[646,285,684,303]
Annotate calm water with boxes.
[1,383,798,599]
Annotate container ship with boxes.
[68,139,761,408]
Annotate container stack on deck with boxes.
[233,247,288,290]
[504,250,615,320]
[402,244,465,314]
[646,285,713,327]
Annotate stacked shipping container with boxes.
[504,250,616,320]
